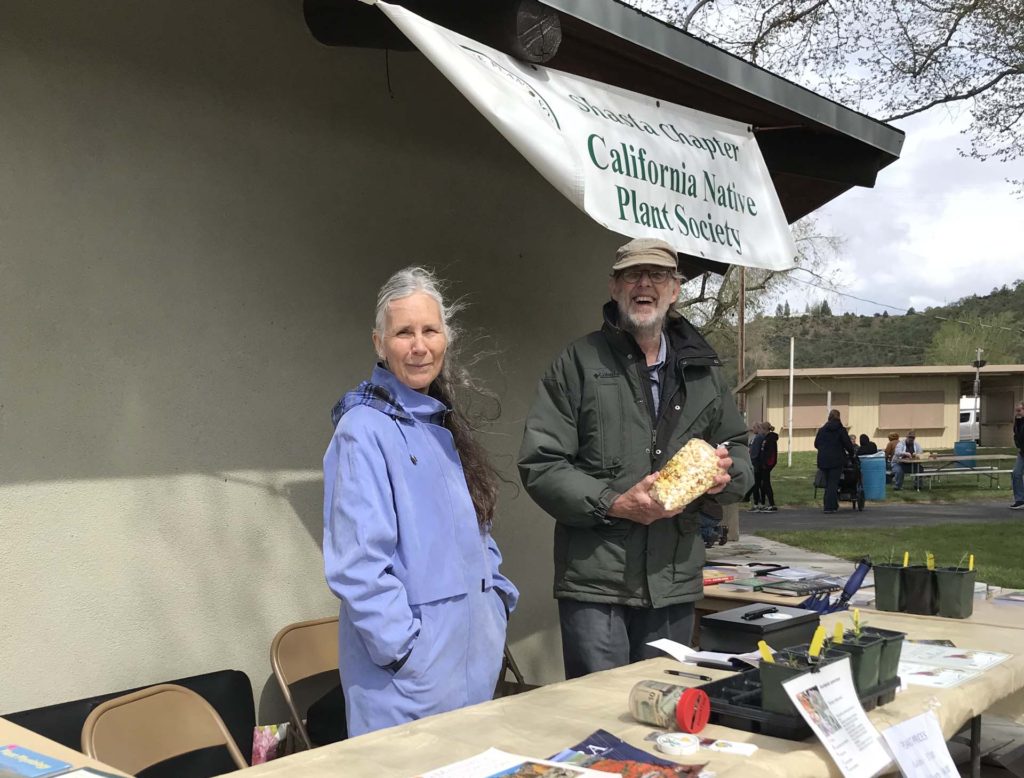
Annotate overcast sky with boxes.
[796,109,1024,316]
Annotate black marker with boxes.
[665,669,712,682]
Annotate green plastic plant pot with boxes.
[934,567,976,619]
[902,565,937,615]
[759,647,840,717]
[872,564,903,612]
[860,627,906,685]
[830,633,883,693]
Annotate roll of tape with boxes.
[656,733,700,756]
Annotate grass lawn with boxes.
[767,448,1017,507]
[757,522,1024,588]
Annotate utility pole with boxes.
[737,267,745,412]
[787,336,794,467]
[973,347,986,444]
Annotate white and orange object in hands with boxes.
[649,438,720,512]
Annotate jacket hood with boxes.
[823,418,845,431]
[765,432,779,442]
[600,300,720,365]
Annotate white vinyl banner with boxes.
[377,2,797,270]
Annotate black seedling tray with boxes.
[702,668,900,741]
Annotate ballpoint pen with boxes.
[665,669,712,682]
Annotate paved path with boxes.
[743,499,1021,531]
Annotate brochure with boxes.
[0,746,71,778]
[414,749,607,778]
[898,643,1010,689]
[782,657,892,778]
[550,729,704,777]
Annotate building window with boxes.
[782,393,850,429]
[878,391,944,430]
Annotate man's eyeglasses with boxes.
[617,268,675,284]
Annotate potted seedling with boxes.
[860,625,906,703]
[934,553,977,619]
[758,628,841,717]
[902,552,937,615]
[826,611,883,694]
[871,550,904,612]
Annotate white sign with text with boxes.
[376,2,797,270]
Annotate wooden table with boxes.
[237,610,1024,778]
[0,717,129,776]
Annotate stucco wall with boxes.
[755,376,960,452]
[0,0,621,717]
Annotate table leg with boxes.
[970,714,981,778]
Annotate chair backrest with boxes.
[270,616,339,749]
[81,683,248,776]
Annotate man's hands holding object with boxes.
[609,439,732,525]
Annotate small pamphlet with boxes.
[898,643,1010,689]
[782,657,892,778]
[551,729,704,776]
[413,748,607,777]
[0,746,71,778]
[880,711,958,777]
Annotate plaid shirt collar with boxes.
[331,364,446,428]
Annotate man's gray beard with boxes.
[621,309,666,341]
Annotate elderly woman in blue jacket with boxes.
[323,266,518,737]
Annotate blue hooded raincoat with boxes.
[323,365,518,736]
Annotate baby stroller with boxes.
[837,454,866,512]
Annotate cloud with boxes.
[812,111,1024,314]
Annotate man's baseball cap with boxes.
[611,238,679,272]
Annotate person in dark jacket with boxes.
[858,434,879,455]
[814,409,855,514]
[518,238,753,679]
[1011,401,1024,509]
[758,425,779,512]
[746,422,766,511]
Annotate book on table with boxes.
[759,577,842,597]
[716,576,785,591]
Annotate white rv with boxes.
[960,397,980,442]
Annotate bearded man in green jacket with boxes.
[518,238,753,679]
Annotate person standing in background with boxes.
[814,409,855,514]
[757,424,779,512]
[747,422,766,512]
[1011,402,1024,510]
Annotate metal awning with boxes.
[308,0,905,225]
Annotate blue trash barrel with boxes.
[860,455,886,500]
[953,440,977,469]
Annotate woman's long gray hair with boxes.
[374,266,501,528]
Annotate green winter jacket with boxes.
[518,302,753,607]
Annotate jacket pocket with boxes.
[562,523,630,587]
[578,375,627,472]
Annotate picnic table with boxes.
[894,453,1017,490]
